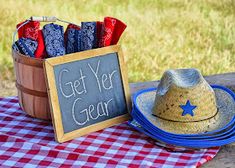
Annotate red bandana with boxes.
[34,30,47,59]
[17,21,40,41]
[96,21,103,47]
[99,17,126,47]
[111,18,127,45]
[17,20,46,59]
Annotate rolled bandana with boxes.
[99,17,126,47]
[64,24,80,48]
[110,18,127,45]
[12,43,20,53]
[14,38,38,57]
[81,22,97,51]
[17,20,46,59]
[99,17,115,47]
[43,23,65,57]
[34,30,47,59]
[96,21,103,47]
[64,24,80,40]
[66,29,82,54]
[17,21,40,41]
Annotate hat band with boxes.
[152,108,219,123]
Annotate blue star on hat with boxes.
[180,100,197,116]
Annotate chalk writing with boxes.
[88,61,117,93]
[72,98,113,126]
[102,70,117,90]
[59,68,87,98]
[88,60,102,92]
[58,59,118,126]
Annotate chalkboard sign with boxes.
[44,45,131,143]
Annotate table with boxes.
[1,72,234,167]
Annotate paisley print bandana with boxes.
[43,23,66,57]
[64,24,80,47]
[64,24,80,40]
[99,17,127,47]
[110,18,126,45]
[81,22,97,51]
[66,29,82,54]
[99,17,115,47]
[17,20,46,59]
[17,21,40,41]
[12,43,20,53]
[14,38,38,57]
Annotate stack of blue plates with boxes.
[129,85,235,148]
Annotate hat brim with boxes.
[133,85,235,135]
[128,118,235,148]
[132,106,235,140]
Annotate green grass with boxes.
[0,0,235,83]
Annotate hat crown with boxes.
[153,68,217,122]
[156,69,202,95]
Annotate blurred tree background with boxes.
[0,0,235,96]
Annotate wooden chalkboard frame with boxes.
[44,45,131,143]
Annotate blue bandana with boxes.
[66,29,82,54]
[43,23,65,57]
[81,22,97,51]
[13,38,38,57]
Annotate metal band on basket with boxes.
[15,82,48,97]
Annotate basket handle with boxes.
[30,16,57,22]
[12,16,78,44]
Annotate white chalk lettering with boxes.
[102,70,117,90]
[59,69,75,98]
[97,101,106,117]
[74,69,87,95]
[104,98,113,116]
[72,98,113,126]
[72,98,89,125]
[88,60,118,92]
[88,60,102,92]
[88,104,99,120]
[59,68,87,99]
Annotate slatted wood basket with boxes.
[12,16,68,120]
[12,50,51,120]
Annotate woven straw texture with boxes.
[153,69,217,122]
[136,88,235,134]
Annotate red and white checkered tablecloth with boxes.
[0,96,219,168]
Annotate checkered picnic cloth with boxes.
[0,96,220,168]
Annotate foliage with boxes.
[0,0,235,83]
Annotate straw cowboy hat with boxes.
[129,68,235,148]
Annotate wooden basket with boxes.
[11,16,76,120]
[12,50,50,120]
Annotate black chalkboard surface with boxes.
[44,45,131,143]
